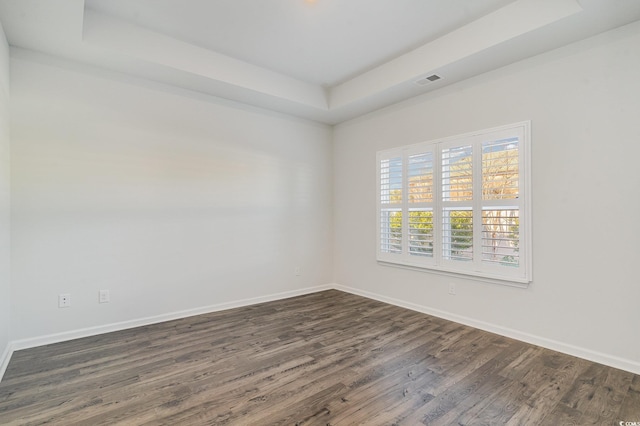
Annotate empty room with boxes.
[0,0,639,424]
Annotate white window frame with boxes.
[376,121,532,285]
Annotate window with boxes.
[377,122,531,284]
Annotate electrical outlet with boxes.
[99,289,110,303]
[59,293,71,308]
[448,284,456,296]
[294,267,301,276]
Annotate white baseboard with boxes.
[3,282,638,383]
[8,283,333,355]
[0,341,13,383]
[334,284,640,375]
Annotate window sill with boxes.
[377,260,531,288]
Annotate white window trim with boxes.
[376,121,532,285]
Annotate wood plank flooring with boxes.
[0,290,638,425]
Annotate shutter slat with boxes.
[481,208,519,266]
[482,138,519,201]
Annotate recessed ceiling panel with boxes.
[85,0,515,87]
[3,0,640,124]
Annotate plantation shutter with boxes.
[378,152,403,259]
[407,149,435,263]
[376,122,530,284]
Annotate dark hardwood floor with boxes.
[0,290,638,425]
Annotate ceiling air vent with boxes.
[415,74,441,86]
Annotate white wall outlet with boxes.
[448,284,456,296]
[59,293,71,308]
[99,289,110,303]
[294,267,301,276]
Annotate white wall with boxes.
[0,21,11,366]
[334,22,640,372]
[10,54,333,341]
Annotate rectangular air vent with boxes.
[415,74,441,86]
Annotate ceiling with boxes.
[1,0,640,124]
[85,0,515,88]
